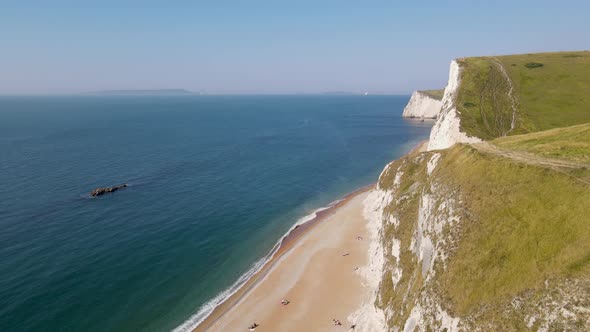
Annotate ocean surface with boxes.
[0,95,432,332]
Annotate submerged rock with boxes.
[90,184,128,196]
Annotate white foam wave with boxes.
[171,254,270,332]
[171,199,343,332]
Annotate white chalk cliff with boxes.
[427,60,482,151]
[359,59,483,330]
[402,91,442,119]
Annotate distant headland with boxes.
[86,89,198,95]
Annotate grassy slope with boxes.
[493,122,590,164]
[419,89,445,100]
[456,51,590,140]
[377,124,590,329]
[438,144,590,315]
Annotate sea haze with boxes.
[0,95,432,332]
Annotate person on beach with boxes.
[281,299,290,305]
[248,322,259,330]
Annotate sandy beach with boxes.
[194,190,374,332]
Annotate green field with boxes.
[456,51,590,140]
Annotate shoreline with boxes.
[182,140,430,332]
[183,184,374,332]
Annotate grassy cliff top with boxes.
[455,51,590,140]
[418,89,445,100]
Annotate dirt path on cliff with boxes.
[471,142,590,185]
[491,57,519,134]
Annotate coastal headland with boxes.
[193,50,590,331]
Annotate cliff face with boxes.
[402,91,443,119]
[370,149,463,331]
[428,61,481,151]
[365,53,590,331]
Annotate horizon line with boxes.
[0,92,415,97]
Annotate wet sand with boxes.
[194,190,372,332]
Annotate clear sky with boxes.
[1,1,589,94]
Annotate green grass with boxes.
[493,123,590,164]
[377,125,590,328]
[456,51,590,140]
[437,144,590,315]
[419,89,445,100]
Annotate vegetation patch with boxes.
[524,62,544,68]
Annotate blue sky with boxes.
[1,1,589,94]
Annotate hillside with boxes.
[455,51,590,140]
[366,51,590,331]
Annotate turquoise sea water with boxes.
[0,95,432,331]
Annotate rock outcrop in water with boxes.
[90,184,128,196]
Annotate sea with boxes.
[0,95,432,332]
